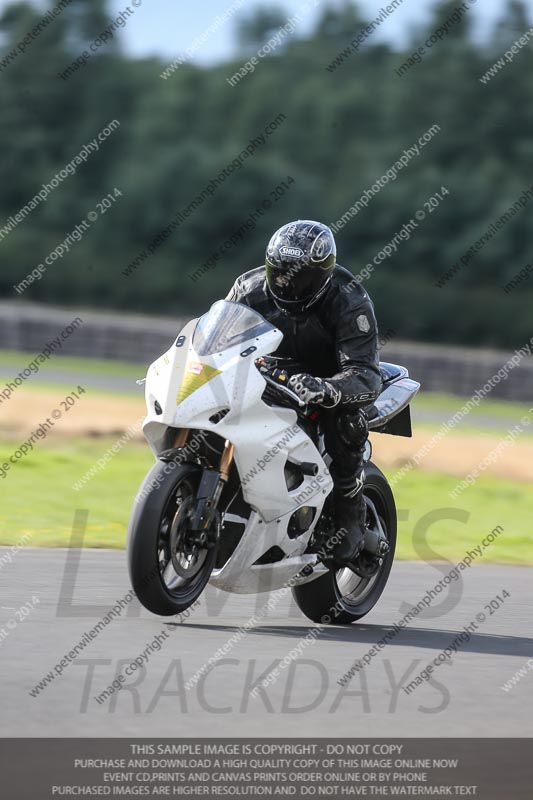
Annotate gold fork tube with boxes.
[219,440,235,482]
[174,428,189,449]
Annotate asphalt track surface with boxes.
[0,549,531,736]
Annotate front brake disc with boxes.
[169,496,208,579]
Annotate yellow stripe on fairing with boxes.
[176,363,222,405]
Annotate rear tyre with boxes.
[292,462,396,624]
[127,461,217,616]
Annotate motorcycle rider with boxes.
[226,220,382,573]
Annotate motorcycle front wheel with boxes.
[291,462,397,625]
[127,461,217,616]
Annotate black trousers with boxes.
[322,407,368,495]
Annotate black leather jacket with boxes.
[226,264,382,408]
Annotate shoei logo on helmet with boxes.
[280,246,304,258]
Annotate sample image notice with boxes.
[1,740,532,798]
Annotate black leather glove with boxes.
[288,373,341,407]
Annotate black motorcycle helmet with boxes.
[265,220,336,311]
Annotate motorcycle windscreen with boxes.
[193,300,274,356]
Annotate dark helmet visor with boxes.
[266,262,332,303]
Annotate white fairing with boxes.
[142,301,333,594]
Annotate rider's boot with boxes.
[323,471,366,571]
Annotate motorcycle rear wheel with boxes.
[291,462,396,625]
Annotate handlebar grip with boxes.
[262,374,306,408]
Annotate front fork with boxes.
[174,431,234,543]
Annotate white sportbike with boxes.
[127,300,420,624]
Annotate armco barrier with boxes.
[1,301,532,401]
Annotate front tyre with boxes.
[292,462,396,625]
[127,461,217,616]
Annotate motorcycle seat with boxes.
[379,361,406,385]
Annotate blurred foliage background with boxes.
[0,0,532,349]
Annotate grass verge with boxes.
[0,437,530,564]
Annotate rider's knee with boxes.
[336,409,368,447]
